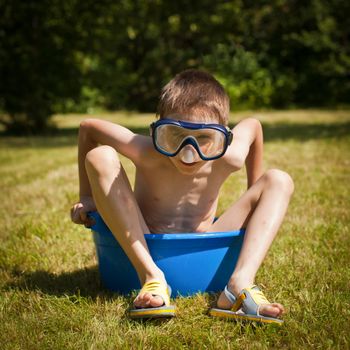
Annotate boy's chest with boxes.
[134,161,232,232]
[135,162,228,206]
[135,171,218,232]
[153,177,209,206]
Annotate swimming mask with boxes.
[150,118,233,161]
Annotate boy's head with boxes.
[157,70,230,126]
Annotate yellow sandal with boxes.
[210,285,283,325]
[129,281,176,319]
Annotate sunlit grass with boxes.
[0,110,349,349]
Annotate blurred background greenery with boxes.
[0,0,349,133]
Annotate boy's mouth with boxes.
[180,160,199,167]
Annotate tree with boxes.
[1,0,348,134]
[0,0,90,133]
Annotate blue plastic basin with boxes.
[89,212,245,296]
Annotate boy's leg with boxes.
[85,145,165,308]
[210,169,294,317]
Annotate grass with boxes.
[0,110,349,349]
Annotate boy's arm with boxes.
[78,118,146,197]
[226,118,264,188]
[71,118,147,225]
[244,119,263,188]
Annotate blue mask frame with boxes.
[150,118,233,161]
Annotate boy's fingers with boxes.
[80,212,94,228]
[70,203,94,227]
[84,217,95,228]
[71,204,84,224]
[72,212,83,224]
[80,210,87,222]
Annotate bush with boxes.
[204,44,275,109]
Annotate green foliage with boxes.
[204,44,275,109]
[0,1,349,133]
[0,0,83,133]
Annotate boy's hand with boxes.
[70,195,97,227]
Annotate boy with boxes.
[71,70,294,324]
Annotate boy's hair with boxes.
[157,69,230,125]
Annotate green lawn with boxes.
[0,110,349,349]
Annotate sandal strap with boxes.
[224,285,237,304]
[138,281,171,306]
[223,286,244,312]
[240,285,270,316]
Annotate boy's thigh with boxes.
[210,176,266,232]
[117,166,151,234]
[88,147,150,234]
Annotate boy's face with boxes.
[171,141,204,170]
[151,116,232,175]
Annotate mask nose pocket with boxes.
[179,145,197,163]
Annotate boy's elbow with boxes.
[242,117,263,136]
[79,119,102,140]
[249,118,263,135]
[242,117,261,126]
[228,146,247,170]
[234,152,246,170]
[80,118,96,131]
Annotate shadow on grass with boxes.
[1,121,349,149]
[4,266,119,300]
[3,269,283,327]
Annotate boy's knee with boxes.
[265,169,294,195]
[85,145,120,175]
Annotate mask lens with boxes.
[155,124,227,159]
[191,129,226,158]
[155,124,188,154]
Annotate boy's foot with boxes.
[216,285,284,318]
[210,285,284,325]
[133,281,166,309]
[130,280,176,319]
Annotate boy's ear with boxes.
[149,121,157,136]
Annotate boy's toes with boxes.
[133,292,165,309]
[259,303,284,318]
[148,294,164,307]
[133,293,148,308]
[134,293,151,308]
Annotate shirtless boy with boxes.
[71,70,294,324]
